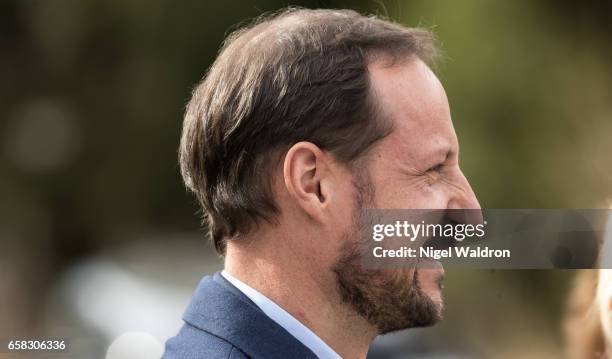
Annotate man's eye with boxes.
[428,164,443,173]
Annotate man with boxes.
[164,8,480,359]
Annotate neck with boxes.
[224,231,377,359]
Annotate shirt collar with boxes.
[221,270,342,359]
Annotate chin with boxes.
[334,240,445,334]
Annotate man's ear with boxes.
[283,141,331,222]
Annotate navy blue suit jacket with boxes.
[163,272,319,359]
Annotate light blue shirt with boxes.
[221,271,342,359]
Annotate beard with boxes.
[332,239,443,334]
[332,166,443,334]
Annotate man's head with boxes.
[180,8,480,334]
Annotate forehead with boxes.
[368,58,456,162]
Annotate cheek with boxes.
[328,186,357,226]
[324,182,360,249]
[368,161,445,209]
[327,212,354,244]
[373,177,449,209]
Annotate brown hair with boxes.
[179,8,437,253]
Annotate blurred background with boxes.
[1,0,611,358]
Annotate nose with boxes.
[447,170,482,225]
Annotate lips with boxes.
[417,235,452,271]
[437,274,444,290]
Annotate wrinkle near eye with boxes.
[437,169,467,194]
[415,175,435,190]
[423,169,441,186]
